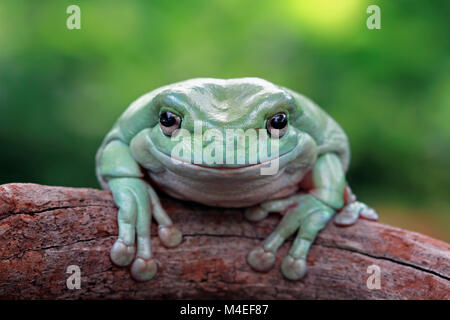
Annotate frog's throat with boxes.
[129,129,317,180]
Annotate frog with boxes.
[96,77,378,281]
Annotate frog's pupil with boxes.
[270,114,287,129]
[160,112,176,127]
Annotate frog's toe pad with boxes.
[247,247,276,272]
[110,239,135,267]
[334,201,379,226]
[334,204,360,226]
[360,207,379,221]
[244,206,268,222]
[281,255,307,280]
[130,257,158,281]
[158,225,183,248]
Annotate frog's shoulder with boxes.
[95,86,169,188]
[283,88,351,171]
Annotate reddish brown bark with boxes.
[0,183,448,299]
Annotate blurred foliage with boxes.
[0,0,449,240]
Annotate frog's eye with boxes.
[266,113,288,138]
[159,111,182,136]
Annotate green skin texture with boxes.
[96,78,378,281]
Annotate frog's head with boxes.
[129,78,317,181]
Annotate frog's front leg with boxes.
[99,140,182,281]
[247,194,334,280]
[246,153,346,280]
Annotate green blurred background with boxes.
[0,0,449,241]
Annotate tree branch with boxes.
[0,183,448,299]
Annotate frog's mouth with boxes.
[130,128,315,180]
[149,142,309,180]
[192,163,261,169]
[172,155,283,169]
[154,151,288,179]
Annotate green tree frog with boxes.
[96,78,378,281]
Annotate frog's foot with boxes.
[247,247,277,271]
[158,225,182,248]
[147,187,183,248]
[108,178,159,281]
[244,206,269,222]
[334,201,378,226]
[130,257,158,282]
[110,239,136,266]
[108,178,182,282]
[280,255,307,280]
[246,194,334,280]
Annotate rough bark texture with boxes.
[0,183,448,300]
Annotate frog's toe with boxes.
[245,206,269,222]
[334,201,378,226]
[247,247,276,272]
[360,207,378,221]
[110,239,136,267]
[334,203,360,226]
[280,255,307,280]
[158,225,183,248]
[130,257,158,281]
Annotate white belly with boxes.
[149,165,308,208]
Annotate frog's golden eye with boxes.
[266,112,288,138]
[159,111,181,136]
